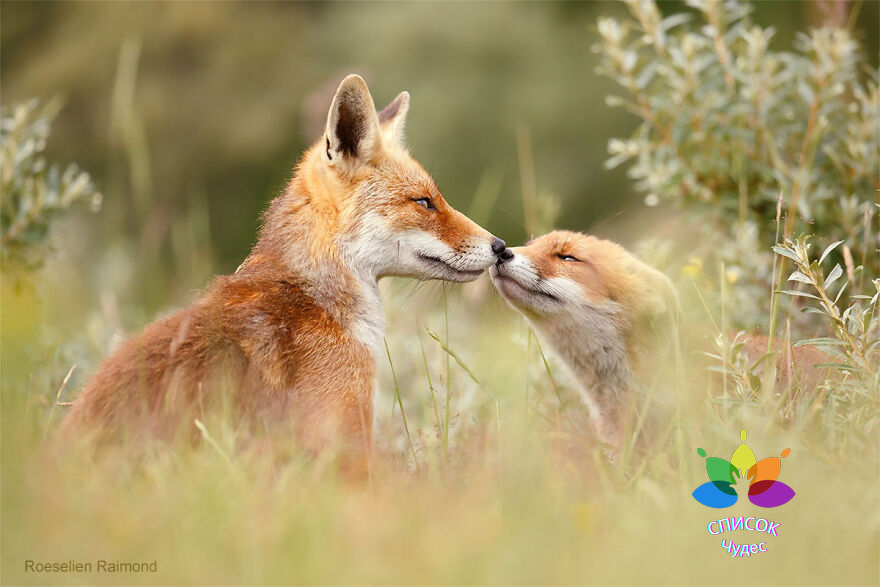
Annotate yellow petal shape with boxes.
[730,443,757,473]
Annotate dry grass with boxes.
[2,268,878,585]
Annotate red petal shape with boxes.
[748,457,781,489]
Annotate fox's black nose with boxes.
[496,248,514,264]
[491,238,507,256]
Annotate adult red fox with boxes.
[62,75,508,465]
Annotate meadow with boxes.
[2,1,878,585]
[2,265,877,585]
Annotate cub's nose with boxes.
[491,238,507,256]
[496,248,514,264]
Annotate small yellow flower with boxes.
[570,501,594,531]
[682,257,703,277]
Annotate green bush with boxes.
[775,235,879,434]
[1,99,102,270]
[595,0,878,327]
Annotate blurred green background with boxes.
[2,4,878,585]
[3,1,877,316]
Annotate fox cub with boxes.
[490,231,677,457]
[63,75,507,462]
[491,230,829,458]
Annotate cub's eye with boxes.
[557,254,580,262]
[412,198,435,210]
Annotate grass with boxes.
[2,30,877,582]
[1,260,878,585]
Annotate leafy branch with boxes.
[774,236,879,387]
[1,100,102,269]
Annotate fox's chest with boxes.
[347,280,386,359]
[237,314,376,398]
[230,278,384,390]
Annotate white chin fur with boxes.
[345,216,495,282]
[407,234,496,281]
[489,261,583,315]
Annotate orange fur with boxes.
[493,231,831,459]
[734,332,830,393]
[491,231,677,457]
[61,76,502,472]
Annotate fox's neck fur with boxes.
[238,146,385,354]
[548,307,630,388]
[533,303,637,449]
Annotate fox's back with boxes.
[61,271,374,441]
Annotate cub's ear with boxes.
[377,91,410,146]
[324,74,382,167]
[638,266,678,320]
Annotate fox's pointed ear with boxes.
[377,91,410,146]
[324,74,382,167]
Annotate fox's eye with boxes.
[412,198,435,210]
[557,254,580,262]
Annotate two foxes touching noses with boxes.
[60,74,680,466]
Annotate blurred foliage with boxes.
[707,236,879,446]
[596,0,879,327]
[2,1,877,312]
[1,4,879,584]
[1,99,101,270]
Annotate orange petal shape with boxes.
[747,457,781,490]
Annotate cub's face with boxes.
[489,231,613,318]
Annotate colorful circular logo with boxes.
[692,430,795,508]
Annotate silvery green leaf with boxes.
[824,264,843,290]
[622,51,638,74]
[604,153,631,170]
[819,240,844,265]
[787,271,812,284]
[661,13,691,31]
[772,245,800,262]
[776,289,821,300]
[817,362,864,373]
[833,281,849,304]
[634,63,657,89]
[793,337,847,346]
